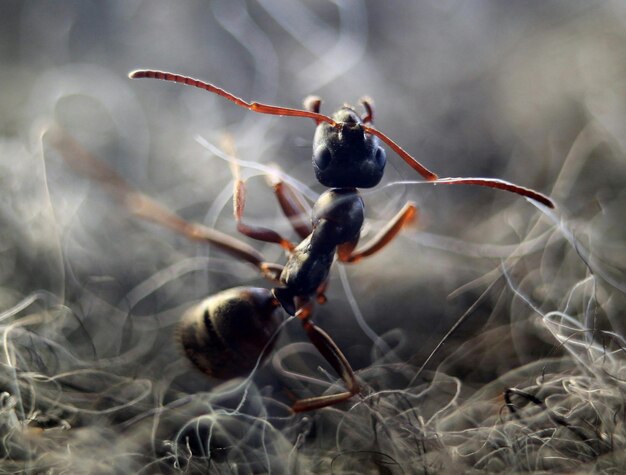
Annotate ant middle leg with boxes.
[337,202,418,263]
[233,176,296,251]
[224,138,297,252]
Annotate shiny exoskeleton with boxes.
[181,102,389,411]
[51,70,555,412]
[276,189,363,312]
[275,107,386,314]
[179,287,282,379]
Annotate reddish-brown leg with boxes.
[224,141,296,252]
[338,202,418,263]
[291,305,360,412]
[45,125,283,282]
[225,134,312,246]
[265,174,312,240]
[233,178,296,252]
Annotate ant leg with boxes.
[224,139,296,252]
[45,125,283,282]
[337,202,418,263]
[315,280,329,305]
[291,305,360,412]
[265,173,312,240]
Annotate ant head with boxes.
[128,70,554,208]
[312,107,386,189]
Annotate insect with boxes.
[49,70,554,412]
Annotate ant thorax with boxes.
[275,188,365,313]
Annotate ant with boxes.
[49,70,555,412]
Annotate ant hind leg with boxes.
[291,305,360,412]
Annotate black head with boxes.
[312,107,386,188]
[129,70,554,207]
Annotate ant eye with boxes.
[374,146,386,169]
[313,146,332,171]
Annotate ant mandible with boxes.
[50,70,555,413]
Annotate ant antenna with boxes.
[129,70,555,208]
[129,70,335,125]
[129,70,439,181]
[431,177,554,208]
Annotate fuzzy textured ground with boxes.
[1,2,625,473]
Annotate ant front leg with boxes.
[337,202,418,263]
[226,142,296,253]
[266,173,312,240]
[291,304,360,412]
[233,177,296,252]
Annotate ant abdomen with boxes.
[178,287,283,379]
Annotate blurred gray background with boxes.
[0,1,625,473]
